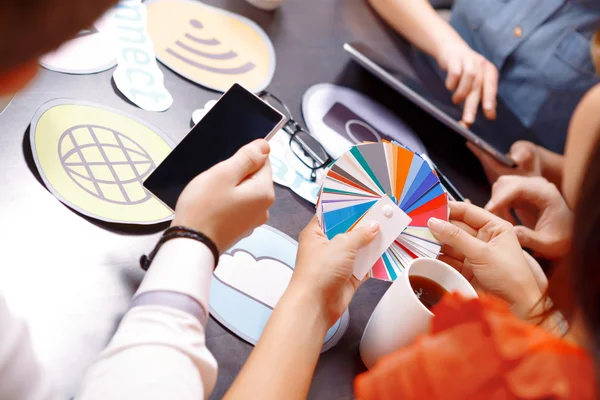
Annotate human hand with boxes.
[172,139,275,252]
[467,140,543,184]
[485,176,573,259]
[435,38,498,125]
[288,217,379,326]
[428,202,541,317]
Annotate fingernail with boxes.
[483,101,494,110]
[369,222,380,233]
[464,113,474,124]
[428,218,444,233]
[257,140,270,154]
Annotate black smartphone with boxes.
[144,84,287,210]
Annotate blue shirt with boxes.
[450,0,600,152]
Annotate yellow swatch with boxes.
[147,0,275,93]
[30,100,174,224]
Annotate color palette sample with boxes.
[316,142,448,281]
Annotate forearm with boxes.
[368,0,462,58]
[224,287,329,400]
[77,306,217,400]
[77,238,218,400]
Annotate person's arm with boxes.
[225,219,379,400]
[368,0,459,59]
[224,287,329,400]
[76,239,218,400]
[77,140,275,400]
[368,0,498,124]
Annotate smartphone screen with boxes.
[144,84,286,210]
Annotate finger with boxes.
[335,223,380,252]
[221,139,270,183]
[461,73,482,125]
[440,244,465,261]
[428,217,486,260]
[448,201,505,230]
[509,141,537,172]
[300,216,323,238]
[450,220,477,237]
[237,160,275,206]
[522,250,549,292]
[452,57,478,104]
[482,63,498,120]
[445,57,462,91]
[238,157,273,189]
[438,254,465,273]
[485,176,549,212]
[438,254,475,281]
[513,226,549,255]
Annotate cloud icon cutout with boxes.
[214,250,293,309]
[192,99,218,125]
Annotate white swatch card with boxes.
[351,196,412,280]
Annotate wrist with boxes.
[432,28,466,62]
[280,284,330,338]
[510,286,543,320]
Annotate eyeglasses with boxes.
[259,91,333,182]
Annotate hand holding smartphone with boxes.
[144,84,287,210]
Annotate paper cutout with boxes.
[210,225,349,352]
[302,83,426,158]
[146,0,276,93]
[104,0,173,112]
[192,100,218,124]
[215,251,292,309]
[40,16,117,74]
[193,100,323,204]
[29,99,175,224]
[317,142,448,281]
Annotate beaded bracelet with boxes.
[140,226,220,271]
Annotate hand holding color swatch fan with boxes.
[316,142,449,281]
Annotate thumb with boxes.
[428,217,484,260]
[513,226,546,253]
[222,139,270,183]
[338,223,380,252]
[510,142,535,170]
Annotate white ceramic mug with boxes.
[359,258,477,369]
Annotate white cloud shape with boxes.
[192,100,218,125]
[214,250,293,308]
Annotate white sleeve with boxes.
[0,295,56,400]
[77,238,218,400]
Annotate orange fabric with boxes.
[355,293,595,400]
[0,61,37,95]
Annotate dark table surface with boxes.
[0,0,491,398]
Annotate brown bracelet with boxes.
[140,226,220,271]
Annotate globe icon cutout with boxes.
[59,124,156,205]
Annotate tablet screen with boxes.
[144,84,285,210]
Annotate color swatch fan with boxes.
[316,142,448,281]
